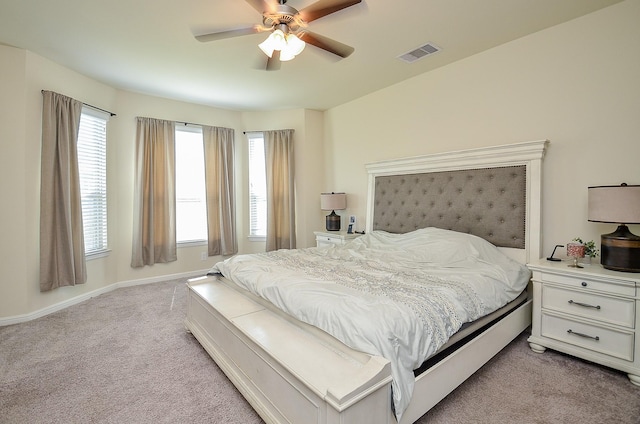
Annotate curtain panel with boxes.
[203,126,237,256]
[39,91,87,291]
[131,117,177,267]
[264,129,296,251]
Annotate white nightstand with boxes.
[314,231,360,248]
[527,259,639,386]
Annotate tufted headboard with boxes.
[372,166,526,249]
[365,141,548,264]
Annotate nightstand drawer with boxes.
[540,272,635,297]
[314,231,360,248]
[317,236,341,244]
[542,286,635,328]
[541,313,634,361]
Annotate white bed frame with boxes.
[185,140,548,424]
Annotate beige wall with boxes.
[1,47,123,318]
[324,0,640,256]
[0,46,29,317]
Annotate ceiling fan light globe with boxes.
[286,34,305,56]
[279,50,296,61]
[271,29,287,50]
[258,39,275,57]
[259,29,287,57]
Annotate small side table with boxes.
[527,259,640,386]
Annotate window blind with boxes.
[175,125,208,243]
[78,106,109,255]
[248,134,267,237]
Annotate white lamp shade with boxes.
[320,192,346,211]
[279,49,296,62]
[588,184,640,224]
[259,31,305,61]
[286,34,305,55]
[258,29,287,58]
[277,34,306,61]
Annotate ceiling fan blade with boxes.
[299,31,354,58]
[266,50,281,71]
[298,0,362,23]
[244,0,278,14]
[195,27,260,43]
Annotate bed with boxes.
[184,140,548,424]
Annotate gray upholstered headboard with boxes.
[365,141,548,263]
[372,166,526,249]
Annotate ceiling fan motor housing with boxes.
[263,4,305,32]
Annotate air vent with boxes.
[398,43,440,64]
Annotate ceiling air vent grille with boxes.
[398,43,440,63]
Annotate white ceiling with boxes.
[0,0,621,111]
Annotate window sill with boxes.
[178,240,207,248]
[86,249,111,261]
[248,235,266,242]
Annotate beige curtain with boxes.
[39,91,86,292]
[264,129,296,251]
[203,126,237,256]
[131,117,177,267]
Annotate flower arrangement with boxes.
[572,237,599,258]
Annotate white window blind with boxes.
[175,126,208,243]
[78,106,109,256]
[248,133,267,238]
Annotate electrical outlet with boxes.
[200,252,207,261]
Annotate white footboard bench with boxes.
[185,276,394,424]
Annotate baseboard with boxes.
[0,269,209,327]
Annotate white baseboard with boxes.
[0,269,209,327]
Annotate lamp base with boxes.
[601,225,640,273]
[325,210,341,231]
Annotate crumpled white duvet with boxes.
[209,228,530,420]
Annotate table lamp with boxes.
[588,183,640,272]
[320,192,346,231]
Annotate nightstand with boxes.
[527,259,639,386]
[314,231,360,248]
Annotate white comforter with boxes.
[209,228,530,420]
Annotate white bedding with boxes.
[209,228,531,420]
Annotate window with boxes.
[77,107,109,256]
[248,133,267,239]
[175,126,208,243]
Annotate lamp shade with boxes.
[320,192,346,211]
[280,34,305,61]
[588,184,640,224]
[258,29,287,58]
[259,30,305,61]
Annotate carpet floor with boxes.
[1,279,638,423]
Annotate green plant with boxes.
[572,237,599,258]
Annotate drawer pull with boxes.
[581,281,587,287]
[568,300,601,310]
[567,329,600,341]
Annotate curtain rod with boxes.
[85,103,116,117]
[177,121,235,131]
[242,129,295,134]
[40,90,116,117]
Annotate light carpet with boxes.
[1,279,638,423]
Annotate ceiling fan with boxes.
[195,0,362,70]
